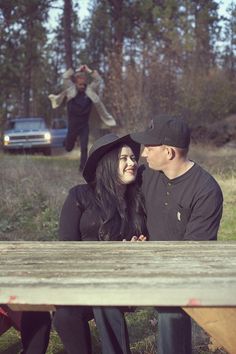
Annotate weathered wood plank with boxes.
[184,307,236,354]
[1,241,236,307]
[1,241,236,353]
[8,304,56,312]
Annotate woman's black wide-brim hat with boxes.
[82,133,140,183]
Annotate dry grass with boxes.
[189,143,236,241]
[0,149,83,240]
[189,143,236,175]
[1,143,236,241]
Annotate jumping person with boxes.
[48,65,116,171]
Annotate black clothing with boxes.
[157,308,192,354]
[93,307,131,354]
[67,91,92,128]
[21,312,51,354]
[55,183,145,354]
[65,91,92,170]
[59,184,136,242]
[53,306,93,354]
[59,184,99,241]
[64,124,89,170]
[140,161,223,354]
[141,162,223,241]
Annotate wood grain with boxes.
[1,241,236,353]
[1,241,236,307]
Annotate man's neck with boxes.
[164,159,194,180]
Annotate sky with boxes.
[217,0,235,17]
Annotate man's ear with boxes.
[166,146,175,160]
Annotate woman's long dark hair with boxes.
[92,144,147,241]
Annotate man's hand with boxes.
[77,64,93,74]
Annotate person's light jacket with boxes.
[48,68,116,128]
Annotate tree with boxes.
[63,0,73,68]
[221,2,236,78]
[0,0,50,120]
[192,0,219,73]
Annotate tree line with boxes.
[0,0,236,133]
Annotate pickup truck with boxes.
[2,117,52,155]
[50,118,68,148]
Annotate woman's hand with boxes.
[123,235,147,242]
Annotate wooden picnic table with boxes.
[1,241,236,353]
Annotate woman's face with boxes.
[118,145,138,184]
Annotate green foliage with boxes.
[0,0,54,126]
[0,328,22,353]
[1,0,236,133]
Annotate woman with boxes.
[53,133,147,354]
[0,306,51,354]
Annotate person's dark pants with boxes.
[156,307,192,354]
[93,307,131,354]
[21,311,51,354]
[64,122,89,170]
[53,306,93,354]
[93,307,191,354]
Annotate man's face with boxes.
[141,145,168,171]
[75,76,87,92]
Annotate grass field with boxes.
[0,144,235,353]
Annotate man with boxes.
[49,64,116,171]
[94,114,223,354]
[129,114,223,354]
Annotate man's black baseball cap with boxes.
[131,114,191,148]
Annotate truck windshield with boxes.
[7,120,46,131]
